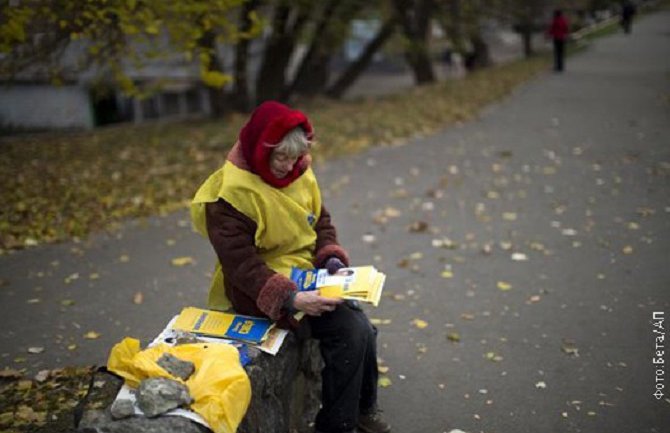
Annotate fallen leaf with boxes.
[497,281,512,291]
[622,245,633,254]
[0,368,22,379]
[447,333,461,342]
[523,294,540,305]
[412,319,428,329]
[34,370,50,382]
[64,273,79,284]
[362,234,376,243]
[370,318,392,325]
[119,254,130,263]
[16,380,32,391]
[408,221,429,233]
[485,352,503,362]
[27,346,45,354]
[378,365,390,374]
[384,207,401,218]
[511,253,528,261]
[83,331,101,340]
[61,299,75,306]
[535,381,547,389]
[133,291,144,304]
[441,270,454,278]
[561,339,579,357]
[378,376,392,387]
[171,256,195,266]
[16,405,46,424]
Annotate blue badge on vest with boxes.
[307,213,316,226]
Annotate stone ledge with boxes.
[78,333,322,433]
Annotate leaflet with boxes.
[290,265,386,307]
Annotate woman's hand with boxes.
[293,291,343,316]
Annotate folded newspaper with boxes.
[290,265,386,307]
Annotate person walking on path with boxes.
[190,101,391,433]
[621,1,637,34]
[547,9,570,72]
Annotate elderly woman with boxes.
[191,101,390,433]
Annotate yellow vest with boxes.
[191,162,322,311]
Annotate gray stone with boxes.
[136,377,192,418]
[157,353,195,381]
[238,332,322,433]
[79,409,207,433]
[110,398,135,420]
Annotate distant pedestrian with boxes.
[620,1,637,34]
[547,9,570,72]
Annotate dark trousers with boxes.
[553,39,565,71]
[308,303,379,433]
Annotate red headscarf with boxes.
[239,101,314,188]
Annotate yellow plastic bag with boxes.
[107,338,251,433]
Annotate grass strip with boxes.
[0,55,550,251]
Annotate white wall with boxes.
[0,84,94,130]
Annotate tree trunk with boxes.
[283,0,340,100]
[445,0,466,54]
[522,28,533,57]
[255,4,309,103]
[471,34,491,68]
[326,17,397,99]
[199,30,227,117]
[392,0,435,85]
[230,0,261,112]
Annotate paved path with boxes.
[2,9,669,433]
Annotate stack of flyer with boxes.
[170,307,287,355]
[291,265,386,307]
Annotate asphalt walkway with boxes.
[1,9,669,433]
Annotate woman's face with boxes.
[270,151,302,179]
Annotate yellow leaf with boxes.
[378,365,390,374]
[497,281,512,291]
[171,256,195,267]
[378,376,392,387]
[119,254,130,263]
[447,332,461,342]
[83,331,101,340]
[441,270,453,278]
[201,70,232,88]
[370,318,392,325]
[133,292,144,304]
[145,22,159,35]
[622,245,633,254]
[412,319,428,329]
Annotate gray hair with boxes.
[270,127,311,158]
